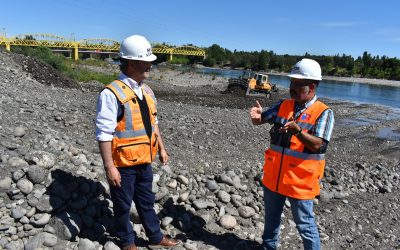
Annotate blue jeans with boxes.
[262,186,320,250]
[110,164,163,247]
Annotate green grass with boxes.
[64,67,118,84]
[170,56,190,65]
[12,46,115,84]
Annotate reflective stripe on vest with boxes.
[269,144,325,160]
[106,80,159,167]
[263,99,329,199]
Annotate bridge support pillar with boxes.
[5,42,10,51]
[169,53,173,61]
[73,43,79,61]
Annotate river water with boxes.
[195,67,400,109]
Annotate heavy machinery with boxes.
[227,72,278,98]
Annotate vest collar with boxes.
[295,95,317,110]
[119,73,143,90]
[294,95,317,119]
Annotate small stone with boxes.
[8,157,29,168]
[78,238,96,250]
[16,179,34,195]
[238,206,255,218]
[184,242,198,250]
[217,190,231,203]
[219,175,234,185]
[219,215,237,229]
[167,179,178,189]
[205,180,219,192]
[20,216,30,224]
[161,216,174,227]
[319,190,333,202]
[35,195,52,213]
[104,241,120,250]
[178,192,189,202]
[177,175,189,185]
[30,213,51,227]
[24,232,57,249]
[12,170,25,182]
[193,199,216,210]
[11,207,27,219]
[25,151,55,169]
[0,177,12,191]
[380,185,392,193]
[14,127,26,137]
[26,165,47,184]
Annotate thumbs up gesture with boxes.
[250,100,263,125]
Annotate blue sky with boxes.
[2,0,400,58]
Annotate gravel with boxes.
[0,49,399,249]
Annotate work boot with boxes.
[148,235,181,249]
[121,243,138,250]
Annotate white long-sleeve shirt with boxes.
[95,73,158,141]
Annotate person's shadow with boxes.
[48,169,116,243]
[160,198,261,250]
[48,169,261,249]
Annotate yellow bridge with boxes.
[0,33,206,61]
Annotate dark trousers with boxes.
[110,164,163,247]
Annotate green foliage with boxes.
[64,68,118,84]
[169,56,190,65]
[203,57,216,67]
[12,46,116,84]
[206,44,228,65]
[13,46,69,71]
[202,44,400,80]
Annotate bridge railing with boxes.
[0,33,206,61]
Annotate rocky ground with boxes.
[0,49,399,250]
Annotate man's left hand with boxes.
[159,149,169,165]
[281,117,301,134]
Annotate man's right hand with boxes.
[250,100,263,125]
[106,166,121,187]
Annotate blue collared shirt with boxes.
[261,96,334,142]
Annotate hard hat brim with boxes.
[287,73,322,81]
[119,54,157,62]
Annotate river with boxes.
[195,67,400,109]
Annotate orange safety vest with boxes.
[106,80,158,167]
[262,99,329,199]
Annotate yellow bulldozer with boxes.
[227,72,278,98]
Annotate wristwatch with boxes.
[294,128,302,136]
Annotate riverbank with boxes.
[268,72,400,87]
[0,49,399,249]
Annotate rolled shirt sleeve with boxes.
[314,109,335,142]
[95,89,118,141]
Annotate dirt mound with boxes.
[8,51,82,90]
[223,84,247,96]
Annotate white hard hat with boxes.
[119,35,157,62]
[288,58,322,81]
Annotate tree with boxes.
[206,44,226,65]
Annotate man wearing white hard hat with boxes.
[95,35,180,249]
[250,58,334,250]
